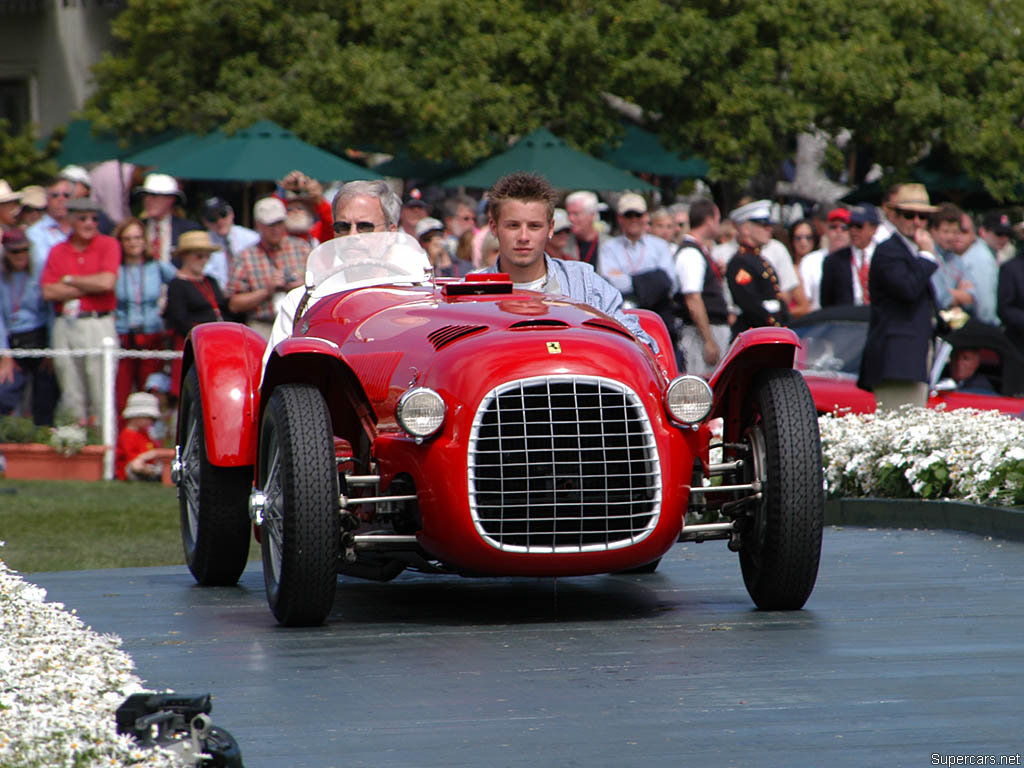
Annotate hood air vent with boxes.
[428,324,487,350]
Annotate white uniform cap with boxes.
[729,199,773,224]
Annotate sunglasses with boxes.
[5,246,29,253]
[897,209,929,222]
[73,214,99,222]
[333,220,380,235]
[621,211,645,219]
[49,191,71,199]
[828,223,849,231]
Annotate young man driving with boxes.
[479,172,655,351]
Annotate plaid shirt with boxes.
[227,236,311,322]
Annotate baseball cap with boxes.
[982,210,1013,236]
[2,227,29,250]
[202,196,233,221]
[403,188,428,209]
[827,207,851,224]
[848,204,880,225]
[253,196,287,226]
[415,216,444,239]
[553,208,571,233]
[59,164,92,188]
[617,193,648,216]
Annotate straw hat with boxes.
[172,230,220,258]
[0,179,22,204]
[889,183,938,213]
[122,391,161,420]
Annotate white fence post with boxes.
[101,337,117,481]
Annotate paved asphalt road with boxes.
[32,527,1024,768]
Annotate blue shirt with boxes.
[598,233,679,296]
[480,254,656,351]
[25,214,69,273]
[960,238,1000,325]
[0,269,51,335]
[930,246,967,311]
[115,260,178,334]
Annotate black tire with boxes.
[178,366,252,586]
[739,368,824,610]
[259,384,340,627]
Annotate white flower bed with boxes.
[0,555,182,767]
[819,407,1024,507]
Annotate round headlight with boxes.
[397,387,446,440]
[664,375,713,424]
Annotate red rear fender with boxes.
[186,322,266,467]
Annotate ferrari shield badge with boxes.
[546,341,562,354]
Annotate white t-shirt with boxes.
[675,242,707,295]
[761,238,799,293]
[799,249,827,311]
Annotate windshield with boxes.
[304,231,432,293]
[793,320,868,374]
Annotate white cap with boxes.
[552,208,571,233]
[617,193,647,216]
[140,173,181,197]
[729,199,773,224]
[415,216,444,239]
[253,196,287,225]
[59,164,92,188]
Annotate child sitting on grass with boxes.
[115,392,166,481]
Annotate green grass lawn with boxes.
[0,478,259,573]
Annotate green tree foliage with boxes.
[0,120,61,188]
[85,0,1024,199]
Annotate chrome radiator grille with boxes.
[468,375,661,553]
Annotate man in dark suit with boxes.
[821,204,879,307]
[857,184,940,409]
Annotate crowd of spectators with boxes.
[4,164,1024,475]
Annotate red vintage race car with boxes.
[793,305,1024,417]
[173,233,824,626]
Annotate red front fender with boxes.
[707,327,800,442]
[184,322,266,467]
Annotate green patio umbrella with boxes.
[125,121,382,183]
[439,128,655,191]
[599,123,710,178]
[49,120,176,166]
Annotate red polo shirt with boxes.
[41,233,121,313]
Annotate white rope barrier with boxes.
[1,340,184,481]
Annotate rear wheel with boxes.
[259,384,340,627]
[738,368,823,610]
[178,366,252,586]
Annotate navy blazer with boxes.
[820,246,856,308]
[998,255,1024,354]
[857,233,938,391]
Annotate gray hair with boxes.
[565,190,599,214]
[667,202,690,216]
[332,180,402,228]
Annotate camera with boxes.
[116,693,244,767]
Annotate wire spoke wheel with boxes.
[177,366,252,586]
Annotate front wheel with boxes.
[738,368,824,610]
[178,365,252,586]
[259,384,340,627]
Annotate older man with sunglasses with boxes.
[39,197,121,425]
[259,180,414,374]
[857,183,941,410]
